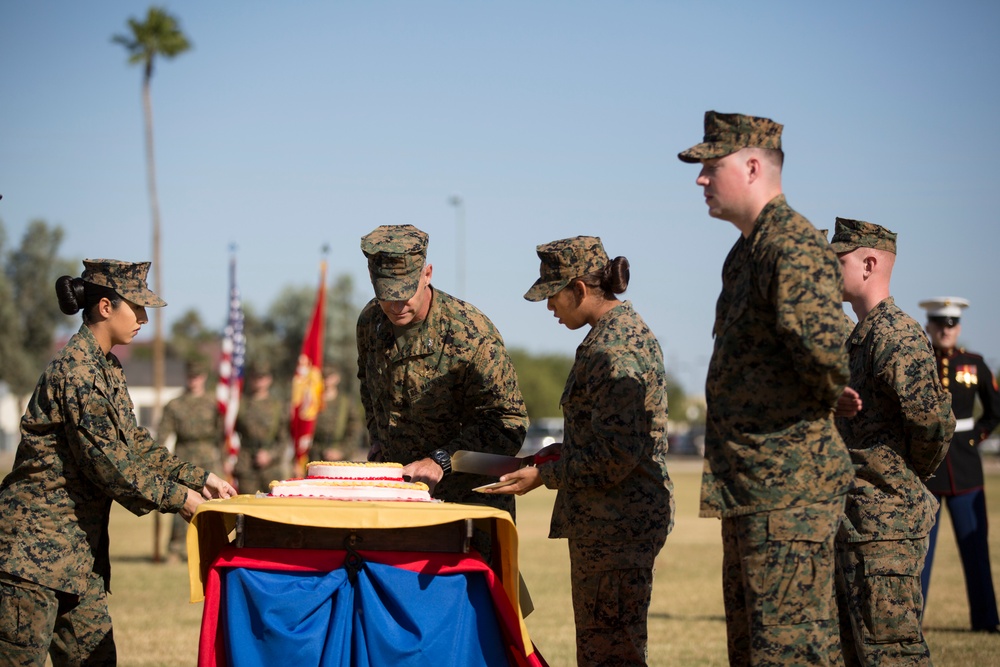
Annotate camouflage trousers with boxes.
[0,571,114,666]
[721,496,844,667]
[568,537,665,667]
[835,537,931,666]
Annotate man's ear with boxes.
[745,155,761,183]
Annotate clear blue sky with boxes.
[2,1,998,394]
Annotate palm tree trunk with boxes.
[143,70,165,563]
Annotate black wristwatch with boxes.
[429,449,452,476]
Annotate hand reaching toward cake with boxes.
[402,457,445,495]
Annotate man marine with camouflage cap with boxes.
[678,111,854,666]
[831,218,954,665]
[158,358,224,562]
[356,224,528,524]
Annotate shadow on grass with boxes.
[924,626,1000,635]
[649,611,726,623]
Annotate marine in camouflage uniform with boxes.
[356,225,527,524]
[158,360,223,559]
[830,218,955,665]
[679,112,855,666]
[0,260,233,665]
[491,237,673,666]
[234,360,291,494]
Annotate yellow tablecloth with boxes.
[185,495,529,648]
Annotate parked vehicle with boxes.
[520,417,564,456]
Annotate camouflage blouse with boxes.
[702,195,854,518]
[356,287,528,513]
[539,301,674,543]
[835,297,955,541]
[0,325,207,595]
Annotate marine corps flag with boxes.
[291,260,327,475]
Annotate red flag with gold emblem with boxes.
[290,260,327,474]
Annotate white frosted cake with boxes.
[268,461,433,502]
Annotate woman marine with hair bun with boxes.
[484,236,674,666]
[0,259,235,665]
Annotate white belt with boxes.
[954,417,976,433]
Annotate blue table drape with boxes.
[222,560,509,666]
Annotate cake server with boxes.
[450,448,560,477]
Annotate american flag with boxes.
[217,253,246,473]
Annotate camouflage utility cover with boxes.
[539,302,674,542]
[830,217,897,255]
[0,326,206,595]
[357,287,528,514]
[523,235,609,302]
[702,195,854,517]
[82,258,166,308]
[678,110,783,163]
[360,225,429,301]
[835,297,955,541]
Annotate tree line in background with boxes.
[0,217,698,427]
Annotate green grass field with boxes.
[14,458,1000,665]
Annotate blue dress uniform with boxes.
[919,297,1000,632]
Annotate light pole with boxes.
[448,195,465,298]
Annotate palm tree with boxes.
[113,8,190,564]
[112,7,191,429]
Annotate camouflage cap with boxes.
[678,111,783,163]
[81,259,166,307]
[524,236,609,302]
[185,358,209,377]
[830,217,897,254]
[245,358,273,379]
[360,225,429,301]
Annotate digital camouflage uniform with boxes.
[537,299,673,667]
[307,390,363,463]
[834,298,954,665]
[680,112,854,667]
[356,288,527,515]
[234,393,290,494]
[831,219,955,665]
[158,388,223,556]
[0,324,208,665]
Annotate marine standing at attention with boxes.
[918,296,1000,633]
[485,236,673,666]
[356,224,528,524]
[233,360,291,494]
[158,358,224,563]
[0,259,235,665]
[678,111,855,666]
[830,218,954,665]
